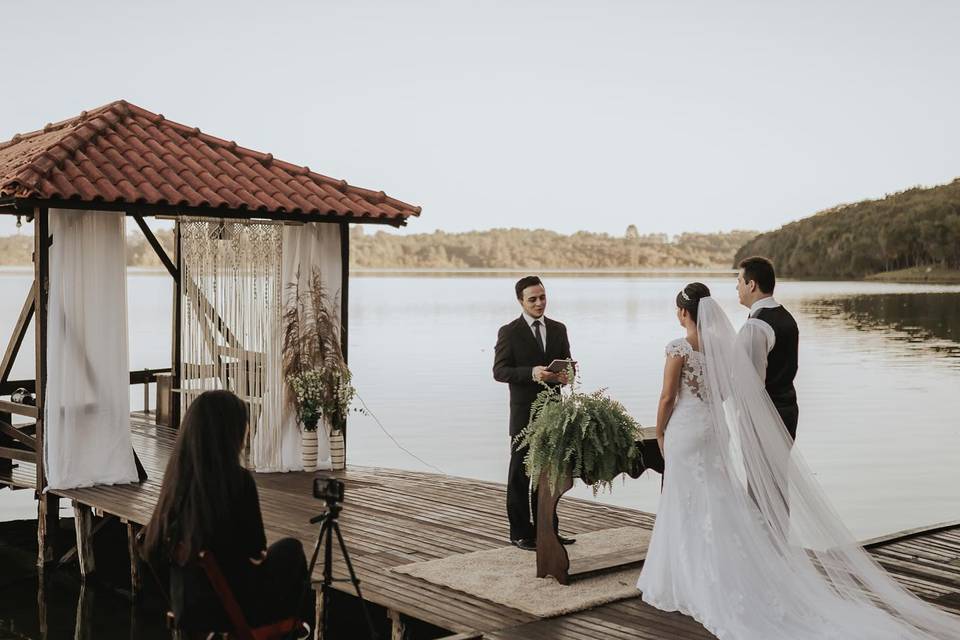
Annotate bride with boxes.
[636,283,959,639]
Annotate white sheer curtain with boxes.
[258,222,342,471]
[44,209,138,490]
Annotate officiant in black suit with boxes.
[493,276,575,551]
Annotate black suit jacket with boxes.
[493,316,572,435]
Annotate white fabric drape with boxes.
[259,223,342,471]
[44,209,138,490]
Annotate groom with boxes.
[736,256,800,440]
[493,276,574,551]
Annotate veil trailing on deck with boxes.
[695,297,959,639]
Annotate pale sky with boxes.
[1,0,958,238]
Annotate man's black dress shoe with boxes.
[510,538,537,551]
[558,535,576,545]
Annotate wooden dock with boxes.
[2,414,959,639]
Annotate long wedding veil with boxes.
[695,297,959,639]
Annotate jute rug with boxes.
[390,526,651,618]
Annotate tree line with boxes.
[734,179,960,278]
[0,227,756,270]
[350,228,758,269]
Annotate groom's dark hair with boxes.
[515,275,543,300]
[739,256,776,294]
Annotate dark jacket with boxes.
[493,316,572,434]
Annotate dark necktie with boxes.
[533,320,545,353]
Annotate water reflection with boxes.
[803,293,960,360]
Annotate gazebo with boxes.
[0,100,421,565]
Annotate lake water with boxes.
[2,271,959,541]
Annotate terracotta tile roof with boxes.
[0,100,420,224]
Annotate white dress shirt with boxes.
[737,297,780,380]
[522,312,547,350]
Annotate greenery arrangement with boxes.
[735,178,960,279]
[515,369,641,495]
[282,268,358,432]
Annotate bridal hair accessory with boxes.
[680,290,691,301]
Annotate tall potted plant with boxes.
[282,268,357,471]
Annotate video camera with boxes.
[313,476,345,505]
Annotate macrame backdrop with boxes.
[180,220,284,469]
[179,220,342,472]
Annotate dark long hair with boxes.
[141,390,249,565]
[676,282,711,323]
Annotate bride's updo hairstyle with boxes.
[676,282,711,323]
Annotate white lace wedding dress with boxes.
[636,299,960,640]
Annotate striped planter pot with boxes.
[330,429,346,471]
[302,429,318,472]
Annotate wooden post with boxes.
[339,222,350,459]
[314,586,324,640]
[0,410,11,479]
[37,566,48,637]
[74,580,94,640]
[34,206,59,568]
[388,609,407,640]
[170,219,182,428]
[74,501,96,578]
[127,523,142,598]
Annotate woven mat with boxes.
[390,526,650,618]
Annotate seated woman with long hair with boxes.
[141,390,308,631]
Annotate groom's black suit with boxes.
[493,315,571,541]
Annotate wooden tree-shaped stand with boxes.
[535,431,665,586]
[535,470,574,584]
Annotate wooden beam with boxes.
[340,222,350,458]
[74,581,94,640]
[127,523,142,598]
[0,367,170,396]
[340,222,350,365]
[389,608,407,640]
[0,420,37,450]
[0,283,35,384]
[57,514,113,566]
[34,206,57,567]
[171,220,182,428]
[0,399,38,418]
[133,215,178,280]
[315,587,325,640]
[74,502,97,578]
[12,196,411,228]
[0,445,36,464]
[0,411,10,477]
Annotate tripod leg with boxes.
[332,522,379,640]
[287,517,328,640]
[323,515,335,640]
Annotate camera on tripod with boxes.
[313,476,345,505]
[302,475,378,639]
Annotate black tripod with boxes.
[298,497,379,640]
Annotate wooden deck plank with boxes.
[12,414,956,639]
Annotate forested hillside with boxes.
[734,179,960,278]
